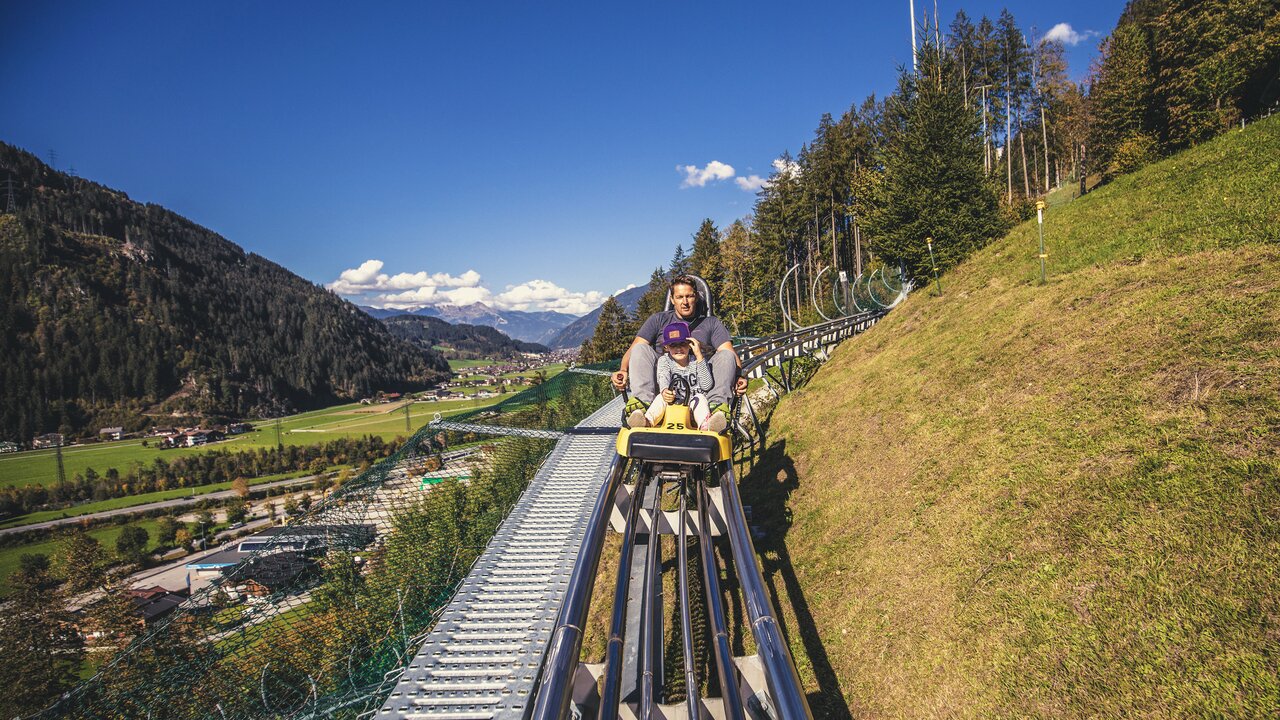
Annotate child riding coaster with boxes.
[628,321,715,430]
[611,275,747,433]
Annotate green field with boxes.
[2,359,572,490]
[447,358,501,370]
[0,518,167,597]
[0,390,531,489]
[0,469,312,531]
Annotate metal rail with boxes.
[715,460,811,719]
[698,480,746,720]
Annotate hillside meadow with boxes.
[745,116,1279,716]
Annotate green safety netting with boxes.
[40,362,620,720]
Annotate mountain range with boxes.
[359,303,577,346]
[544,284,648,349]
[0,142,450,441]
[379,314,549,358]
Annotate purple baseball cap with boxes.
[660,321,691,346]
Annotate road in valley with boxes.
[0,475,321,536]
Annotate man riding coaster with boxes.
[611,275,748,433]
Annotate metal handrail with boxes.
[676,481,700,720]
[698,481,746,720]
[638,474,664,718]
[715,460,813,719]
[597,469,650,719]
[527,453,629,720]
[740,311,883,378]
[736,311,876,363]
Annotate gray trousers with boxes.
[629,343,736,408]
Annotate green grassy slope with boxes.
[752,118,1279,717]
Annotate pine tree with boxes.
[751,150,804,330]
[1150,0,1280,147]
[668,244,692,278]
[866,32,1007,279]
[1089,22,1157,177]
[996,10,1034,202]
[56,527,111,593]
[633,267,669,322]
[719,219,765,335]
[687,219,721,307]
[84,583,144,667]
[582,296,633,363]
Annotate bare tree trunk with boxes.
[853,157,863,277]
[854,222,863,277]
[1039,106,1050,192]
[829,196,838,272]
[1032,144,1041,192]
[1006,90,1013,203]
[1020,122,1031,197]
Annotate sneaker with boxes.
[624,396,648,414]
[706,404,731,433]
[627,409,649,429]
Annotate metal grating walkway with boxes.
[378,397,624,719]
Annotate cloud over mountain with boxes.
[328,261,608,315]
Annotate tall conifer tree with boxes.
[687,219,722,308]
[866,32,1007,279]
[581,296,633,363]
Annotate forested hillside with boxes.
[381,314,548,358]
[0,143,449,443]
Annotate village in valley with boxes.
[0,351,570,640]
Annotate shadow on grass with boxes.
[738,438,853,720]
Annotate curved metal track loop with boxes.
[779,263,803,331]
[811,265,834,321]
[849,271,867,312]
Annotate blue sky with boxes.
[1,1,1122,315]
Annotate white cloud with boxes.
[677,159,776,193]
[772,156,802,178]
[1044,23,1096,47]
[494,279,606,315]
[677,160,736,188]
[612,283,637,296]
[378,286,441,304]
[382,269,482,290]
[339,259,383,284]
[328,260,483,295]
[330,260,611,315]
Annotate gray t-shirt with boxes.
[635,311,732,353]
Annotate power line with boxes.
[55,438,66,486]
[3,175,15,213]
